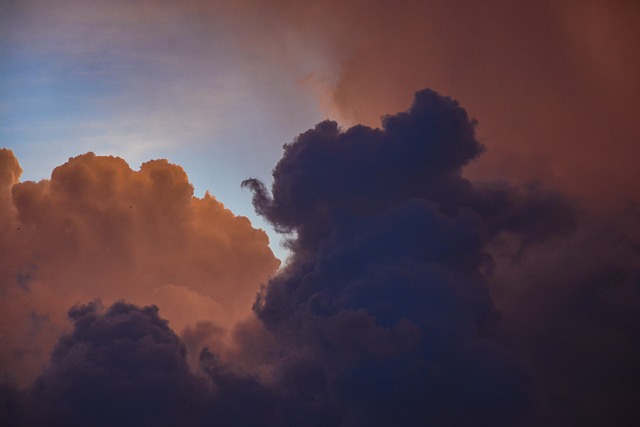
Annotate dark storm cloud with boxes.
[2,302,285,427]
[243,90,482,239]
[242,88,639,425]
[28,301,204,427]
[241,89,578,425]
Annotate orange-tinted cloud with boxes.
[0,149,279,385]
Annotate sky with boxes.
[1,0,640,425]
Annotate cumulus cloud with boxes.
[240,89,574,425]
[28,301,205,427]
[2,301,283,427]
[0,151,279,386]
[242,88,639,425]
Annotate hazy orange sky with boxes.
[3,0,638,217]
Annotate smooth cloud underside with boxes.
[2,89,640,426]
[0,149,280,386]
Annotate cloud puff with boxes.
[28,301,205,427]
[0,151,279,386]
[3,301,283,427]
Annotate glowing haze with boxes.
[3,0,638,207]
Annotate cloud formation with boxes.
[244,87,638,424]
[2,87,640,425]
[0,149,279,386]
[2,301,283,427]
[27,302,204,427]
[241,89,574,425]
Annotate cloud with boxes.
[488,208,640,425]
[242,88,639,424]
[0,150,279,386]
[241,89,575,425]
[3,301,283,427]
[27,301,205,427]
[3,88,640,425]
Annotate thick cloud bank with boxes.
[3,89,640,426]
